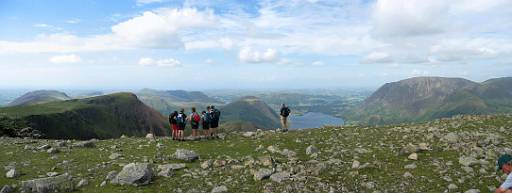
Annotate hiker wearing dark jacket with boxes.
[169,111,178,140]
[201,106,211,137]
[177,109,187,141]
[280,104,291,131]
[188,107,201,138]
[210,106,221,138]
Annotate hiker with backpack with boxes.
[280,104,291,131]
[169,111,178,140]
[210,106,221,138]
[188,107,201,139]
[201,107,211,138]
[176,109,187,141]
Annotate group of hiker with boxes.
[168,106,221,141]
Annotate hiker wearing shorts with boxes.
[169,111,178,140]
[210,106,221,138]
[188,107,201,138]
[177,109,187,141]
[280,104,291,131]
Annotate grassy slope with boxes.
[1,114,510,192]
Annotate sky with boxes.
[0,0,511,90]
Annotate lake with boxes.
[289,112,344,129]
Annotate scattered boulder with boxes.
[112,163,153,186]
[400,144,418,155]
[242,132,256,138]
[109,153,122,160]
[404,163,417,169]
[306,145,319,155]
[253,168,273,181]
[157,165,173,178]
[21,173,74,193]
[352,160,360,169]
[76,178,88,188]
[270,172,290,183]
[448,184,458,190]
[173,149,199,162]
[47,172,59,177]
[459,156,478,167]
[259,156,273,167]
[418,143,430,151]
[5,168,19,178]
[145,133,154,140]
[47,148,59,154]
[73,140,95,148]
[443,133,459,144]
[201,160,213,169]
[105,171,118,181]
[408,153,418,160]
[211,185,228,193]
[0,185,13,193]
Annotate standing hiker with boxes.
[177,109,187,141]
[189,107,201,139]
[169,111,178,140]
[201,108,211,138]
[210,105,221,138]
[280,104,291,131]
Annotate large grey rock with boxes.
[21,173,74,193]
[253,168,273,181]
[173,149,199,162]
[112,163,153,186]
[211,185,228,193]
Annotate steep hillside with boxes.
[347,76,512,124]
[8,90,71,106]
[0,93,168,139]
[137,89,221,115]
[221,96,280,131]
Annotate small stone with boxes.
[145,133,154,140]
[259,156,273,167]
[5,168,19,178]
[0,185,13,193]
[418,143,429,151]
[253,168,273,181]
[105,171,118,181]
[100,181,107,187]
[76,178,88,188]
[408,153,418,160]
[352,160,360,169]
[270,172,290,183]
[211,185,228,193]
[201,160,213,169]
[213,160,226,167]
[109,153,122,160]
[111,163,153,186]
[464,189,480,193]
[173,149,199,162]
[306,145,319,155]
[47,172,59,177]
[448,184,458,190]
[404,163,417,169]
[242,132,256,138]
[403,172,413,178]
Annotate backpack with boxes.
[192,112,201,123]
[282,107,290,117]
[213,109,221,122]
[177,113,185,126]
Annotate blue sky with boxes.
[0,0,511,90]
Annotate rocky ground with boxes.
[1,114,512,193]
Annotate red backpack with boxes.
[192,112,201,123]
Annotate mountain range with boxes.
[0,93,168,139]
[346,76,512,125]
[220,96,280,131]
[136,89,222,116]
[8,90,71,106]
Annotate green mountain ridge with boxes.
[346,76,512,124]
[220,96,280,131]
[137,89,222,116]
[8,90,72,106]
[0,92,169,139]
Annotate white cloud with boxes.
[49,54,81,64]
[204,59,214,64]
[238,47,279,63]
[138,57,181,67]
[136,0,166,5]
[361,51,393,64]
[65,19,81,24]
[311,61,324,66]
